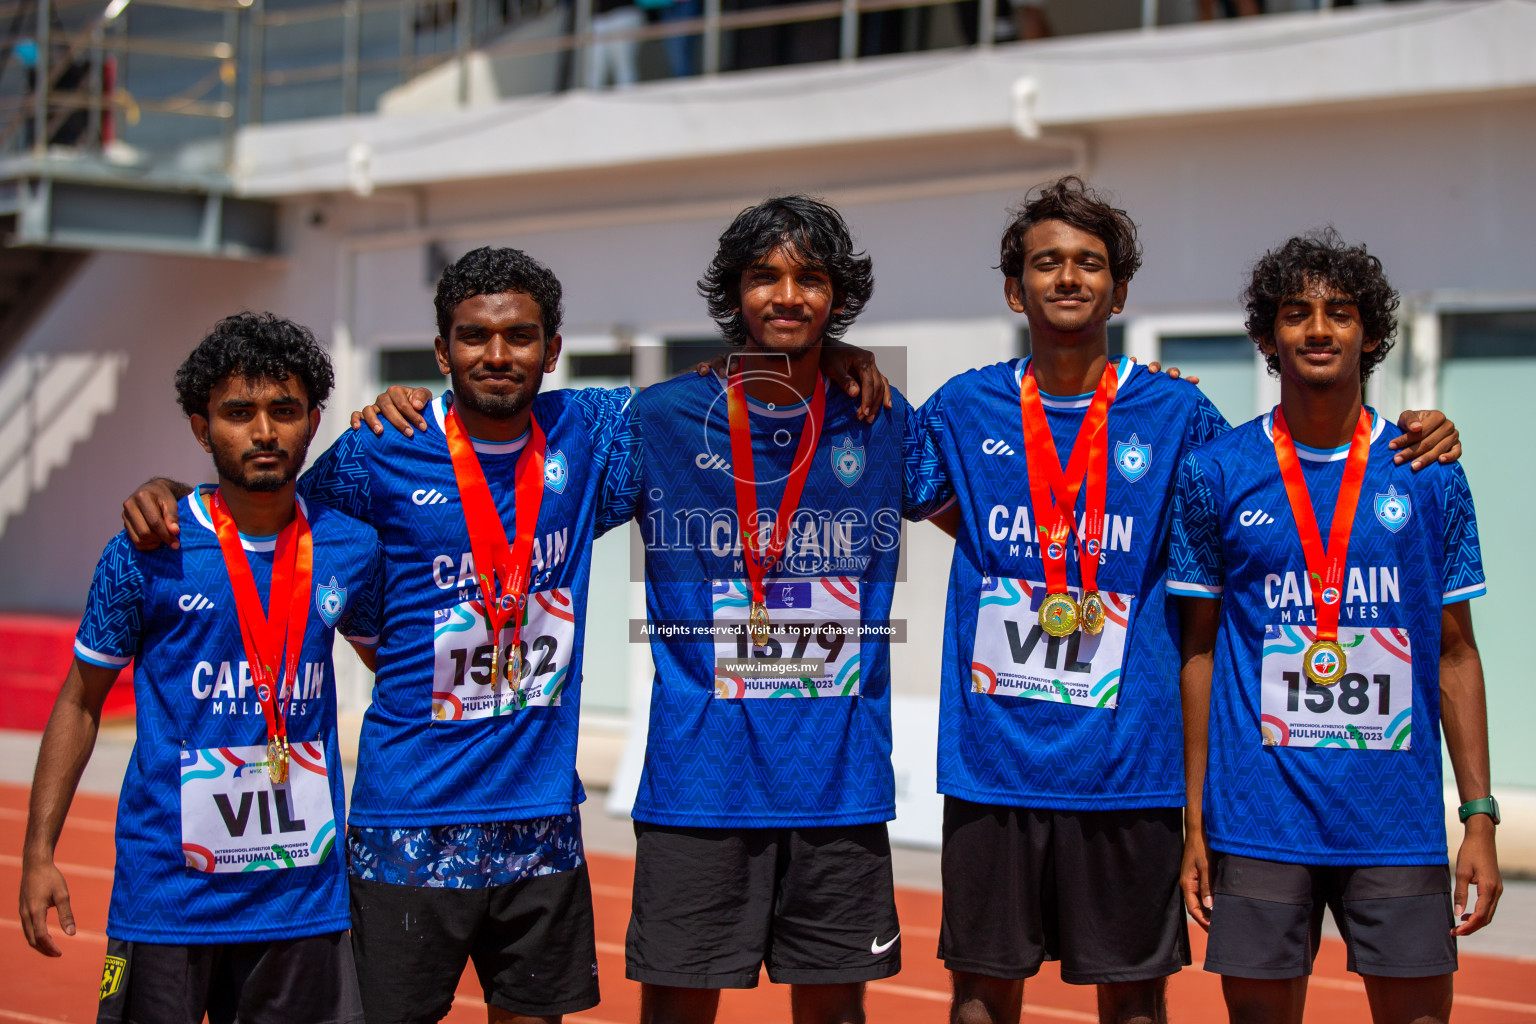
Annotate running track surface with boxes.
[1,785,1532,1024]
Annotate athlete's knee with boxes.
[638,983,720,1024]
[950,971,1023,1024]
[1220,975,1306,1024]
[1360,972,1452,1024]
[1097,977,1168,1024]
[789,981,865,1024]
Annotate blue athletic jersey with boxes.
[298,387,631,827]
[609,372,912,828]
[907,357,1229,811]
[75,490,382,944]
[1168,410,1485,865]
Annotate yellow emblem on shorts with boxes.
[100,955,127,1000]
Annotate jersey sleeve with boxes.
[1186,387,1232,450]
[74,533,145,668]
[1439,465,1486,604]
[1167,452,1225,598]
[298,430,375,525]
[596,391,642,536]
[339,536,386,646]
[903,389,957,521]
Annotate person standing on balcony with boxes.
[587,0,644,89]
[20,314,382,1024]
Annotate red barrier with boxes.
[0,614,134,732]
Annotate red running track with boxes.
[0,785,1531,1024]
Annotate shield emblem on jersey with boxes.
[1114,435,1151,482]
[831,435,865,487]
[1375,485,1412,533]
[544,450,569,494]
[315,575,346,627]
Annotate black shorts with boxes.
[625,820,901,988]
[1204,853,1457,980]
[96,931,362,1024]
[349,864,600,1022]
[938,797,1191,985]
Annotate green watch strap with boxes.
[1458,796,1500,825]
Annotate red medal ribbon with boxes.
[444,403,547,671]
[1018,360,1119,597]
[725,372,826,609]
[1271,405,1373,643]
[209,490,312,756]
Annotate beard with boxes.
[452,372,537,421]
[212,438,309,493]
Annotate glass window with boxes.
[1157,334,1258,426]
[1440,309,1536,790]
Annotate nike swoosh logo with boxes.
[870,933,899,955]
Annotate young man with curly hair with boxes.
[1171,232,1500,1024]
[22,314,383,1023]
[903,180,1465,1024]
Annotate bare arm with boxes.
[926,504,960,539]
[1176,595,1221,930]
[19,658,121,956]
[1439,601,1501,935]
[349,642,378,674]
[121,478,192,551]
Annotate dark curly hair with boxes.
[698,195,874,347]
[435,246,564,342]
[1243,229,1399,381]
[175,312,334,418]
[999,176,1143,285]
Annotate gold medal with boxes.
[749,601,771,647]
[506,642,523,685]
[1079,591,1106,636]
[266,736,289,784]
[1303,639,1346,686]
[1038,592,1080,638]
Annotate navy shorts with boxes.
[1204,853,1457,979]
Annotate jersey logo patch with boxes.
[831,435,865,487]
[981,438,1016,456]
[100,955,126,1000]
[315,576,347,627]
[178,592,215,612]
[1375,485,1411,533]
[1114,435,1151,482]
[544,450,569,494]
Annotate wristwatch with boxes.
[1458,796,1500,825]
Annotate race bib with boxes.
[1260,624,1413,750]
[180,742,336,874]
[711,578,862,698]
[431,589,576,721]
[969,577,1132,709]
